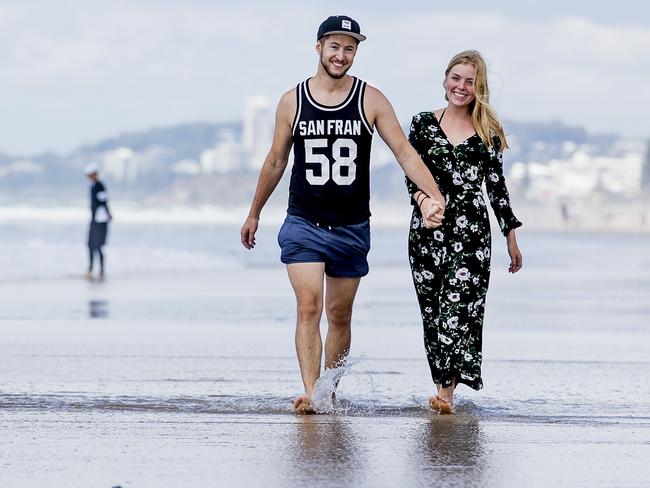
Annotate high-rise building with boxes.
[242,96,272,170]
[200,130,242,174]
[642,139,650,196]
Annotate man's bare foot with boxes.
[429,395,453,414]
[293,395,317,415]
[84,272,93,280]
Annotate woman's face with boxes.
[444,62,476,108]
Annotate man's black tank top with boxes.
[288,76,373,226]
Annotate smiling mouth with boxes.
[453,91,468,98]
[331,60,346,68]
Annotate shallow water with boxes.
[1,224,649,487]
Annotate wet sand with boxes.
[1,261,650,487]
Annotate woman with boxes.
[406,50,523,414]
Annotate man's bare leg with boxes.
[287,263,325,414]
[324,275,361,401]
[324,275,360,369]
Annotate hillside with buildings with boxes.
[0,96,648,215]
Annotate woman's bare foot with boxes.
[430,382,455,414]
[293,395,317,415]
[429,395,453,414]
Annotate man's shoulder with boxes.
[278,85,300,108]
[362,83,381,99]
[274,86,300,124]
[361,84,390,114]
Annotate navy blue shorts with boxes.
[278,215,371,278]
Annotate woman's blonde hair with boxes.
[445,50,508,151]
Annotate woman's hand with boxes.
[506,229,522,273]
[416,191,445,229]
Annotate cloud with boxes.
[0,2,648,154]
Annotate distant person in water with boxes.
[84,162,112,280]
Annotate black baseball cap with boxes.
[317,15,366,42]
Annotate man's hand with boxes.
[416,191,445,229]
[425,199,445,227]
[240,216,259,249]
[418,198,444,229]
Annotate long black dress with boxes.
[406,111,522,390]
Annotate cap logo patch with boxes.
[342,20,352,30]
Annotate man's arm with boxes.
[240,89,296,249]
[364,86,445,226]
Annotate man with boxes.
[84,162,112,280]
[240,15,445,414]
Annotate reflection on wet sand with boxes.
[282,416,366,487]
[413,414,487,485]
[88,300,109,318]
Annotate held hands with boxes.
[417,192,445,229]
[240,216,259,249]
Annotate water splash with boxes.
[310,357,362,414]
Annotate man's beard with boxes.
[320,56,349,79]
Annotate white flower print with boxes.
[411,215,420,229]
[455,267,470,281]
[433,254,440,266]
[422,270,434,280]
[448,292,460,302]
[447,316,458,327]
[465,166,478,181]
[476,250,484,261]
[413,271,423,283]
[452,172,463,185]
[453,242,463,252]
[438,333,453,345]
[434,230,444,241]
[489,173,499,183]
[456,216,468,228]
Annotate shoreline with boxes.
[0,201,648,233]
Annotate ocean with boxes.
[1,213,649,487]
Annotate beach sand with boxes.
[1,257,649,487]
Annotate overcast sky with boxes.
[1,0,649,155]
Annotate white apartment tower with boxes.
[242,96,272,170]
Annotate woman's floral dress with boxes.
[406,111,522,390]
